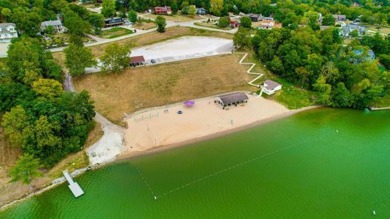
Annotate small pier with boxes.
[62,170,84,198]
[368,106,390,111]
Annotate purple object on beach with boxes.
[184,100,195,107]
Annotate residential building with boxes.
[262,80,282,95]
[248,13,262,22]
[41,20,67,33]
[333,14,346,22]
[196,8,206,15]
[258,20,281,29]
[339,24,366,37]
[0,23,18,43]
[154,6,172,15]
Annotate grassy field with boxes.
[133,22,156,30]
[365,24,390,36]
[73,54,256,123]
[52,26,233,65]
[100,27,133,39]
[194,22,232,30]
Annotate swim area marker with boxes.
[137,130,338,200]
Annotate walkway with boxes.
[236,52,264,88]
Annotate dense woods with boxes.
[0,37,95,167]
[246,26,390,109]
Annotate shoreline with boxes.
[117,105,320,161]
[0,93,319,212]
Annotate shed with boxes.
[130,56,146,67]
[262,80,282,95]
[214,92,248,109]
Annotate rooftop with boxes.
[218,92,248,106]
[264,80,281,90]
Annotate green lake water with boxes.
[1,108,390,218]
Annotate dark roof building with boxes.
[215,92,248,109]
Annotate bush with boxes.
[218,17,229,28]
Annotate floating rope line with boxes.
[137,167,157,199]
[139,130,338,200]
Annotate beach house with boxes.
[214,92,248,109]
[0,23,18,43]
[262,80,282,95]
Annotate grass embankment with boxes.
[52,26,233,65]
[73,54,256,123]
[100,27,133,39]
[239,51,315,109]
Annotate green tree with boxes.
[171,1,179,14]
[100,43,131,73]
[63,10,91,46]
[313,75,332,105]
[128,10,138,23]
[10,154,41,189]
[11,8,42,37]
[218,17,229,28]
[1,105,30,147]
[233,27,251,48]
[34,116,62,149]
[188,5,196,17]
[240,16,252,29]
[32,79,63,99]
[322,14,335,26]
[101,0,116,18]
[88,13,105,35]
[155,16,166,33]
[1,8,12,21]
[210,0,223,16]
[64,43,96,76]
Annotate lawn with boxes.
[73,54,256,123]
[133,22,156,30]
[267,79,316,109]
[365,24,390,36]
[194,21,232,30]
[100,27,133,39]
[52,26,233,64]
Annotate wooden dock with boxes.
[369,106,390,111]
[62,170,84,198]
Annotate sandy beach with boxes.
[121,93,316,158]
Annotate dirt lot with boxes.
[52,26,233,64]
[73,54,256,123]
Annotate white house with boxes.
[41,20,67,33]
[262,80,282,95]
[0,23,18,43]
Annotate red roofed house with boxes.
[229,20,240,28]
[130,56,146,67]
[154,6,172,15]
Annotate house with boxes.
[0,23,18,43]
[333,14,346,22]
[229,20,240,28]
[41,20,67,33]
[258,20,281,29]
[339,24,366,37]
[154,6,172,15]
[196,8,206,15]
[248,13,262,22]
[104,17,124,27]
[130,56,146,67]
[262,16,274,21]
[262,80,282,95]
[214,92,248,109]
[351,49,376,63]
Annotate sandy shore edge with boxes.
[117,105,320,161]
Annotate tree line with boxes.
[235,25,389,109]
[0,37,95,181]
